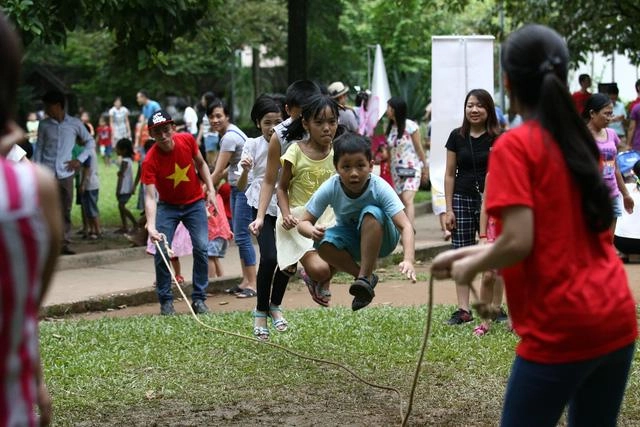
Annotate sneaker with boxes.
[495,307,509,323]
[446,308,473,325]
[160,301,176,316]
[349,274,378,311]
[191,300,209,314]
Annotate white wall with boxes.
[430,36,495,214]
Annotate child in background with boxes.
[146,222,193,285]
[238,94,288,340]
[77,131,101,239]
[474,174,508,336]
[96,115,113,166]
[206,191,233,278]
[276,94,338,307]
[80,111,95,137]
[73,125,90,237]
[115,138,138,234]
[217,180,233,228]
[297,133,416,311]
[26,111,39,149]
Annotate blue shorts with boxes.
[318,205,400,261]
[81,189,99,219]
[208,237,228,257]
[613,195,623,217]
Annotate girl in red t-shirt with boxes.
[432,25,637,427]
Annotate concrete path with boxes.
[43,204,450,315]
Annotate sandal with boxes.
[235,288,257,298]
[281,263,298,278]
[268,305,288,332]
[349,274,378,311]
[224,285,243,294]
[253,310,269,341]
[175,275,185,285]
[300,269,329,307]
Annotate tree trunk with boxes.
[252,46,260,99]
[287,0,308,83]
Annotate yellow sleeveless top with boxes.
[281,141,334,208]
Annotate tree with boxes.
[458,0,640,65]
[3,0,208,68]
[288,0,308,82]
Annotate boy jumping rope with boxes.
[297,133,416,310]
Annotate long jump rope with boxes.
[154,236,497,426]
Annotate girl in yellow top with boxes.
[277,94,338,306]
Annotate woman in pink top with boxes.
[582,93,634,235]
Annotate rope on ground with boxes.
[154,237,490,426]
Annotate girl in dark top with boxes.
[444,88,500,325]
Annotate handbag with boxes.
[395,166,417,178]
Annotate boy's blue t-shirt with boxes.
[306,174,405,227]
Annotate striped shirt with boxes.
[0,159,49,427]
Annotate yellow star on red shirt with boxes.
[166,163,191,188]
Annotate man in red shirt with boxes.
[571,73,591,114]
[142,110,216,315]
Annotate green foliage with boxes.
[3,0,208,69]
[471,0,640,64]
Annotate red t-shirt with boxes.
[141,133,204,205]
[217,181,233,220]
[571,90,591,115]
[97,125,112,147]
[628,97,640,116]
[486,121,637,364]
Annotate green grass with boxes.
[41,306,640,425]
[70,158,141,228]
[414,190,431,203]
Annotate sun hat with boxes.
[328,81,349,98]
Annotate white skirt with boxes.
[276,205,335,269]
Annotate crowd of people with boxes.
[2,8,639,426]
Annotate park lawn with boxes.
[70,158,142,229]
[41,305,640,426]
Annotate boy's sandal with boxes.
[253,310,269,341]
[268,305,289,332]
[281,263,298,278]
[236,288,257,298]
[175,275,185,285]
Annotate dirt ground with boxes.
[72,262,640,320]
